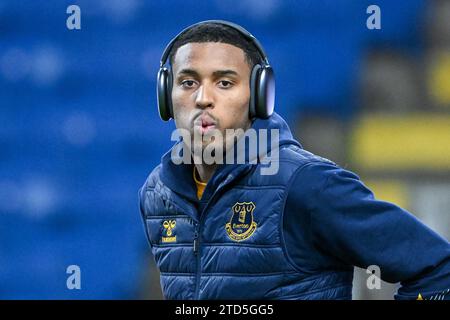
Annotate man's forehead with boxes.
[172,42,249,74]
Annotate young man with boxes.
[139,20,450,300]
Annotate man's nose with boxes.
[195,84,214,109]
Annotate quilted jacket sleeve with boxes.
[284,161,450,300]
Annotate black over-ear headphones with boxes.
[157,20,275,121]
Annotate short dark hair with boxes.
[168,22,263,68]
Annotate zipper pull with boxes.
[193,230,199,255]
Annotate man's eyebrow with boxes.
[176,68,199,77]
[176,69,239,78]
[212,70,239,78]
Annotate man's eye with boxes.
[181,80,196,88]
[218,80,233,88]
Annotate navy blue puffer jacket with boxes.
[139,113,450,300]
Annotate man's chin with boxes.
[192,141,223,152]
[190,142,225,163]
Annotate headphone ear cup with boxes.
[249,64,262,119]
[157,67,173,121]
[256,65,275,119]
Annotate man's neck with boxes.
[194,163,217,184]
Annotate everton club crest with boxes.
[225,202,257,242]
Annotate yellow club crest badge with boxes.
[225,202,257,242]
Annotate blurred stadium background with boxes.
[0,0,449,299]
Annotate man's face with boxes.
[171,42,252,156]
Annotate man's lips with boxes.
[194,114,217,134]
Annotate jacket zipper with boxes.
[193,222,201,299]
[193,204,210,299]
[192,176,236,300]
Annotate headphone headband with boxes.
[159,19,270,67]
